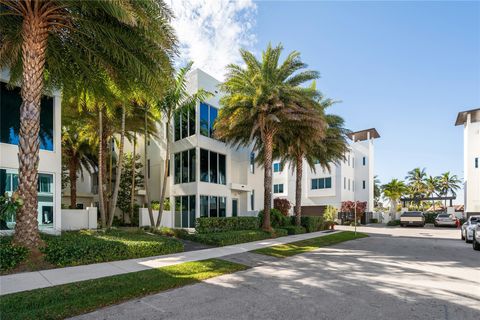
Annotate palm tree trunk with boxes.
[294,154,303,226]
[14,15,49,249]
[262,131,273,231]
[98,108,107,228]
[69,158,78,209]
[156,119,170,228]
[144,108,155,226]
[108,106,126,227]
[130,133,136,222]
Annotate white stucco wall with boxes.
[464,117,480,213]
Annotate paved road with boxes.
[73,227,480,320]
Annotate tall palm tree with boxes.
[154,62,211,227]
[425,175,440,211]
[0,0,176,249]
[405,167,427,207]
[374,175,381,207]
[215,44,321,231]
[382,179,407,219]
[438,172,461,208]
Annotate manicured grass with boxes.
[0,259,248,320]
[253,231,368,258]
[183,229,288,246]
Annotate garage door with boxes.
[301,206,326,216]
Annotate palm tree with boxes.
[154,62,211,227]
[438,172,461,208]
[425,175,440,211]
[382,179,407,219]
[0,0,176,249]
[374,175,381,207]
[215,44,321,231]
[405,167,427,207]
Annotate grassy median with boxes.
[253,231,368,258]
[0,259,248,320]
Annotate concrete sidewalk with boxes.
[0,230,339,296]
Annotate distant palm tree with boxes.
[425,175,440,211]
[0,0,176,249]
[405,168,427,206]
[374,175,381,207]
[438,172,461,208]
[382,179,407,219]
[215,44,321,230]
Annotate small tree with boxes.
[117,153,143,225]
[323,205,337,222]
[274,198,291,216]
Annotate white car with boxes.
[473,223,480,251]
[461,215,480,243]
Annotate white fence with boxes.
[61,207,97,230]
[139,208,173,228]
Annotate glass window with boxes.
[250,152,255,173]
[174,197,181,227]
[219,197,226,217]
[174,153,181,184]
[188,106,196,137]
[189,149,196,183]
[273,184,284,193]
[200,195,208,217]
[209,196,218,217]
[189,195,196,228]
[38,174,52,193]
[209,106,218,137]
[325,177,332,189]
[319,178,325,189]
[1,82,54,151]
[273,163,281,172]
[312,179,318,190]
[200,148,209,182]
[181,111,188,140]
[181,196,189,228]
[363,157,366,166]
[363,180,366,189]
[200,102,209,136]
[476,157,478,168]
[250,190,255,211]
[147,159,151,179]
[174,111,181,142]
[344,177,346,189]
[209,151,218,183]
[219,154,226,185]
[182,150,189,183]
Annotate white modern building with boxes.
[0,70,63,232]
[272,128,379,215]
[456,108,480,218]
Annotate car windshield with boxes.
[437,214,449,218]
[470,218,479,223]
[402,212,423,217]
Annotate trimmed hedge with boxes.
[424,213,438,224]
[184,229,288,246]
[40,229,183,267]
[258,209,290,228]
[0,237,28,272]
[299,216,324,233]
[387,220,401,226]
[195,217,260,234]
[282,225,306,235]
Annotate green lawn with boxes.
[0,259,248,320]
[252,231,368,258]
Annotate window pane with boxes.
[182,150,189,183]
[181,196,189,228]
[250,152,255,173]
[189,195,196,228]
[325,177,332,188]
[189,149,196,182]
[200,103,209,136]
[200,149,209,182]
[188,105,196,137]
[174,197,181,227]
[219,197,226,217]
[209,196,218,217]
[174,111,181,141]
[38,174,52,193]
[209,106,218,137]
[273,163,279,172]
[200,196,208,217]
[273,184,278,193]
[218,154,226,185]
[279,184,284,193]
[181,109,188,140]
[312,179,318,190]
[209,151,217,183]
[250,190,255,210]
[319,178,325,189]
[174,153,181,184]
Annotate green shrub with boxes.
[149,227,190,239]
[370,218,378,223]
[40,229,183,267]
[387,220,401,226]
[282,225,306,235]
[323,205,337,222]
[186,229,287,246]
[323,220,334,230]
[0,238,28,271]
[299,216,324,233]
[195,217,260,234]
[258,209,290,228]
[424,213,438,224]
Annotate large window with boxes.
[199,102,218,138]
[174,148,196,184]
[174,106,196,141]
[273,184,284,193]
[200,195,226,218]
[273,162,282,172]
[200,148,226,185]
[174,195,195,228]
[312,177,332,190]
[1,82,54,151]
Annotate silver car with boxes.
[473,223,480,251]
[434,213,458,227]
[461,215,480,242]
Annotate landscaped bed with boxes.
[181,229,289,246]
[253,231,368,258]
[0,258,248,320]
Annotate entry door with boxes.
[232,199,238,217]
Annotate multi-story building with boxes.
[272,128,379,215]
[456,108,480,218]
[0,70,63,232]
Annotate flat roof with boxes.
[455,108,480,126]
[347,128,380,142]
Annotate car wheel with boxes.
[473,237,480,251]
[461,231,465,240]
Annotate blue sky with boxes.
[252,0,480,201]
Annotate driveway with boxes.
[72,226,480,320]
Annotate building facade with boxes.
[456,108,480,217]
[0,70,63,232]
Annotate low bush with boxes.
[195,217,260,234]
[387,220,401,226]
[370,218,378,223]
[259,209,290,228]
[282,225,306,235]
[149,227,190,239]
[186,229,287,246]
[0,237,28,272]
[274,198,291,216]
[299,216,324,233]
[40,229,183,267]
[323,220,335,230]
[424,213,438,224]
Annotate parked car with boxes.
[461,215,480,242]
[400,211,425,227]
[472,223,480,251]
[434,213,458,227]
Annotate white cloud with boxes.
[168,0,257,80]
